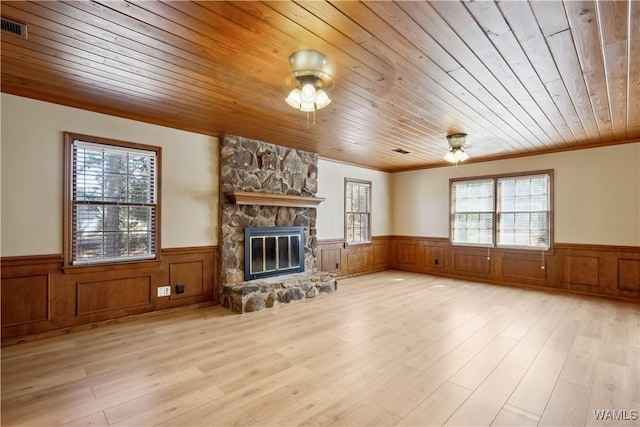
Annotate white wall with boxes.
[392,143,640,246]
[1,94,219,257]
[316,159,392,240]
[3,94,638,255]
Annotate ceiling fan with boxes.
[444,133,471,164]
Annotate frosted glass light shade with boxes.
[285,88,302,108]
[299,101,316,112]
[444,147,469,163]
[300,83,316,103]
[286,84,331,112]
[315,89,331,109]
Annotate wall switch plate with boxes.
[157,286,171,297]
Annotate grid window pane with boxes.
[451,179,495,246]
[452,173,552,250]
[345,180,371,244]
[497,174,550,249]
[70,139,158,265]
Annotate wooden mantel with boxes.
[225,191,325,208]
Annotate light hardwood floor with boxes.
[2,271,639,426]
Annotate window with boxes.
[64,133,161,266]
[451,178,495,246]
[497,174,551,248]
[451,171,552,250]
[345,179,371,244]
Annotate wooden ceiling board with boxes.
[563,0,614,142]
[1,0,638,172]
[332,2,523,150]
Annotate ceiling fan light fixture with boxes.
[285,49,333,124]
[444,147,469,163]
[444,133,470,164]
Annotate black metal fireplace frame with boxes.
[244,226,305,281]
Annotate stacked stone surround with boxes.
[222,272,336,314]
[218,135,337,313]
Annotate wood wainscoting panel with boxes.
[320,248,341,273]
[424,245,445,269]
[502,257,547,281]
[169,261,204,300]
[389,238,639,302]
[618,259,640,292]
[77,276,152,315]
[317,236,390,278]
[317,239,344,274]
[2,247,217,340]
[163,246,217,305]
[373,238,391,269]
[1,275,49,326]
[453,253,491,275]
[346,250,369,272]
[563,255,599,287]
[397,243,417,265]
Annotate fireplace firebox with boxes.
[244,226,305,281]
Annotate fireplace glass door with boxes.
[244,226,304,280]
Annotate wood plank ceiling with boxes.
[1,1,638,172]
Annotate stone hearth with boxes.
[218,135,337,313]
[221,272,336,314]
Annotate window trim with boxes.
[449,169,554,251]
[63,132,162,269]
[344,178,372,246]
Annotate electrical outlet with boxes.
[176,283,185,294]
[434,259,439,265]
[157,286,171,297]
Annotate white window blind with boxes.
[345,180,371,244]
[71,140,157,265]
[451,172,552,250]
[497,174,550,249]
[451,178,495,246]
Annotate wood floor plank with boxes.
[397,381,473,426]
[449,335,517,390]
[491,404,540,426]
[1,271,638,427]
[502,325,553,369]
[444,362,526,426]
[64,410,109,427]
[506,347,568,416]
[376,348,475,418]
[586,361,637,427]
[559,335,600,387]
[298,382,400,426]
[538,379,591,426]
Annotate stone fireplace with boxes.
[218,135,337,313]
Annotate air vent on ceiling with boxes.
[1,17,28,39]
[392,148,410,154]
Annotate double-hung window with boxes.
[64,133,161,266]
[451,171,552,250]
[345,179,371,244]
[497,173,551,248]
[451,178,495,246]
